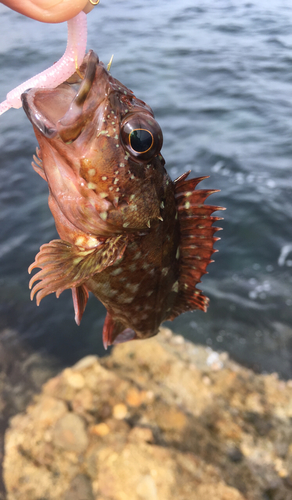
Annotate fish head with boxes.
[21,51,164,240]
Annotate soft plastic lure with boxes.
[0,11,87,115]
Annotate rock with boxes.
[64,474,94,500]
[53,413,89,453]
[4,327,292,500]
[0,329,59,499]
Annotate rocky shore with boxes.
[0,328,59,500]
[3,328,292,500]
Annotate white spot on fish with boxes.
[119,294,134,304]
[111,267,123,276]
[171,281,179,293]
[185,201,191,210]
[161,267,169,276]
[100,211,108,221]
[101,176,107,181]
[75,236,85,247]
[98,281,117,297]
[119,163,125,168]
[88,182,97,190]
[114,178,119,184]
[88,168,96,176]
[125,283,140,293]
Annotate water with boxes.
[0,0,291,377]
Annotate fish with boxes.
[21,50,223,348]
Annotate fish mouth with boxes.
[21,50,101,142]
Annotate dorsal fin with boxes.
[168,172,224,320]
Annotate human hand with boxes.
[1,0,96,23]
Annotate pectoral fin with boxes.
[29,235,128,306]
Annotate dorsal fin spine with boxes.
[168,172,223,320]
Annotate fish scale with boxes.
[21,50,223,348]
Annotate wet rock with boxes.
[3,327,292,500]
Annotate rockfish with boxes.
[22,51,222,348]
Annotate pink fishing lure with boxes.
[0,12,87,115]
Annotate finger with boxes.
[1,0,94,23]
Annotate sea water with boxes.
[0,0,291,377]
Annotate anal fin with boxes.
[102,312,136,350]
[169,172,224,320]
[29,235,128,306]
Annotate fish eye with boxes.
[121,114,163,161]
[129,129,153,154]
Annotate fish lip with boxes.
[21,90,57,138]
[22,51,102,144]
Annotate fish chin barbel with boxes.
[0,11,87,116]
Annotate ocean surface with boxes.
[0,0,291,377]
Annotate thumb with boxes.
[1,0,95,23]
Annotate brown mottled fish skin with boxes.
[21,51,223,348]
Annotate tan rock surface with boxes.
[4,328,292,500]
